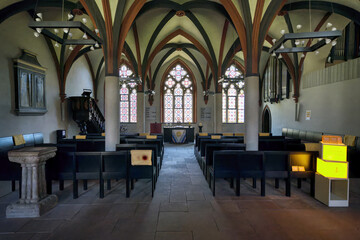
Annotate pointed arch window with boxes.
[222,64,245,123]
[162,63,195,123]
[119,64,137,123]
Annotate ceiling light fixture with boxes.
[203,90,215,96]
[269,0,341,55]
[144,89,156,96]
[119,75,142,85]
[29,0,102,48]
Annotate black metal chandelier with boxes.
[270,0,341,56]
[203,90,215,96]
[119,75,142,85]
[144,89,156,96]
[29,19,102,46]
[29,0,102,50]
[218,77,244,84]
[269,30,341,54]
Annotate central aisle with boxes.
[1,143,358,240]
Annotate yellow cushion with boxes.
[139,133,150,136]
[211,135,221,139]
[13,135,25,146]
[146,135,157,139]
[344,135,356,147]
[101,133,105,136]
[75,135,86,140]
[199,133,208,136]
[234,133,244,136]
[223,133,233,136]
[259,133,270,136]
[305,143,320,152]
[130,150,152,166]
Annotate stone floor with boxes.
[1,143,360,240]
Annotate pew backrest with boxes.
[200,138,244,156]
[101,151,128,177]
[33,133,44,145]
[263,151,289,171]
[205,143,246,167]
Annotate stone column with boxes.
[60,101,66,122]
[213,93,217,133]
[7,147,58,218]
[105,76,120,151]
[215,93,222,133]
[245,75,259,151]
[136,92,145,132]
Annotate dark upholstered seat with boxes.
[73,152,102,198]
[101,151,129,198]
[263,151,290,196]
[203,143,246,179]
[209,150,264,196]
[116,144,157,197]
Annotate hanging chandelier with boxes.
[28,0,102,51]
[218,76,244,84]
[269,0,341,56]
[269,30,341,55]
[119,75,142,85]
[144,89,155,96]
[203,90,215,96]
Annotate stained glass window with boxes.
[119,65,137,123]
[163,64,194,123]
[222,64,245,123]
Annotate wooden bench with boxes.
[116,144,157,197]
[208,150,316,197]
[209,151,264,196]
[203,143,246,179]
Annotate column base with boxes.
[6,194,58,218]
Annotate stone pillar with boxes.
[213,93,217,133]
[6,147,58,218]
[215,93,222,133]
[105,76,120,151]
[137,92,145,132]
[245,75,259,151]
[60,101,66,122]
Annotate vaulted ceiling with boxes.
[0,0,359,102]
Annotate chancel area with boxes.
[0,0,360,239]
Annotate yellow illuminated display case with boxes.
[316,158,348,179]
[315,135,349,207]
[320,143,347,162]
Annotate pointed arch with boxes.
[160,59,197,123]
[145,29,214,89]
[116,0,147,70]
[219,0,247,66]
[222,62,245,123]
[262,105,272,133]
[119,63,137,123]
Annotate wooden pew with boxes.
[209,150,264,196]
[116,144,157,197]
[203,143,246,179]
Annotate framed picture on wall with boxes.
[13,50,47,115]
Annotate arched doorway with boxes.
[262,106,271,133]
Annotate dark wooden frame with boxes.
[13,50,47,115]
